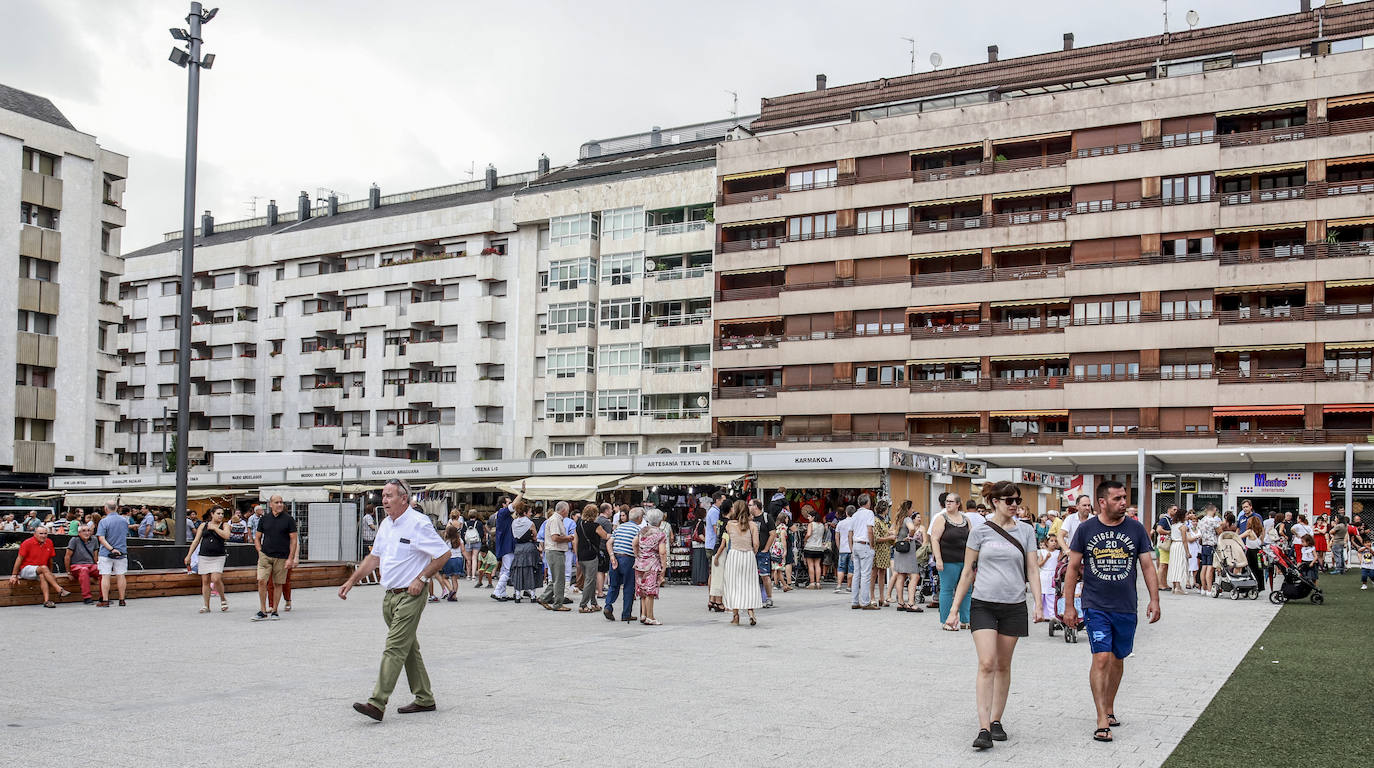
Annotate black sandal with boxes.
[1107,714,1121,727]
[1093,727,1113,743]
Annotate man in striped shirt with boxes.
[603,507,644,623]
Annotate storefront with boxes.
[1151,476,1225,515]
[1225,471,1313,518]
[1314,472,1374,517]
[986,469,1071,518]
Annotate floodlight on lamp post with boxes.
[167,2,218,546]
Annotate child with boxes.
[476,544,497,588]
[1299,534,1318,585]
[435,525,464,602]
[1359,543,1374,590]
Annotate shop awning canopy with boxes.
[1213,283,1304,294]
[1326,341,1374,350]
[1327,93,1374,108]
[911,195,982,207]
[990,353,1069,361]
[1215,222,1304,235]
[1326,278,1374,288]
[907,356,979,365]
[721,168,785,182]
[719,265,784,275]
[1212,405,1304,417]
[64,492,116,507]
[1323,404,1374,414]
[258,486,330,503]
[15,491,62,499]
[618,473,745,490]
[1325,154,1374,167]
[990,297,1070,307]
[755,469,883,489]
[995,130,1071,144]
[722,217,785,228]
[114,488,240,507]
[426,479,521,492]
[496,475,625,501]
[1215,344,1304,352]
[990,409,1069,417]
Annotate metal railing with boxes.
[647,220,709,236]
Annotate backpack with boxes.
[463,521,481,546]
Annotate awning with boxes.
[755,469,883,489]
[990,409,1069,417]
[722,217,785,229]
[1326,278,1374,288]
[495,474,625,501]
[1215,344,1304,352]
[910,142,982,156]
[995,130,1071,144]
[1323,404,1374,414]
[1214,222,1305,235]
[909,248,982,260]
[719,265,784,275]
[990,297,1070,307]
[907,302,981,314]
[1215,101,1306,117]
[1213,282,1304,294]
[908,356,979,365]
[1326,341,1374,350]
[1213,405,1304,416]
[911,195,982,207]
[717,416,781,422]
[618,473,745,490]
[1327,93,1374,108]
[720,315,783,324]
[426,479,521,492]
[258,485,331,503]
[1325,154,1374,167]
[119,488,240,507]
[992,186,1070,200]
[990,353,1068,361]
[15,491,62,499]
[721,168,785,182]
[1328,215,1374,228]
[1214,162,1305,178]
[992,242,1070,253]
[64,493,117,507]
[909,412,979,419]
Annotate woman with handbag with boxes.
[689,512,710,586]
[184,507,231,614]
[891,501,922,611]
[870,500,894,607]
[944,481,1042,751]
[802,505,827,589]
[718,501,762,626]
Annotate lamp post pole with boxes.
[169,3,216,546]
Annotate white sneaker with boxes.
[1362,584,1368,590]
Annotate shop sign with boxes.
[633,453,748,473]
[358,464,439,481]
[48,476,104,489]
[107,475,154,487]
[1153,479,1199,493]
[285,467,360,483]
[753,448,880,471]
[531,456,635,475]
[1233,472,1303,494]
[890,449,987,478]
[1019,469,1070,488]
[219,470,287,485]
[1329,474,1374,492]
[443,460,530,477]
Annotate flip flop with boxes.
[1093,727,1113,743]
[220,601,229,612]
[198,607,211,614]
[1107,714,1122,727]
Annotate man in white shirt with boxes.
[537,501,573,611]
[833,509,855,594]
[848,495,878,609]
[1059,494,1093,555]
[339,478,450,722]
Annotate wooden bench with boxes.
[0,562,354,607]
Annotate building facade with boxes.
[114,171,533,469]
[1,83,128,483]
[711,4,1374,455]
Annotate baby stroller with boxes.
[1263,543,1324,605]
[1047,554,1083,643]
[1211,531,1260,600]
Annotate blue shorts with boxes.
[1198,545,1215,567]
[838,553,852,574]
[755,552,771,576]
[1082,609,1137,659]
[440,557,465,576]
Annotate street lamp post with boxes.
[168,2,217,546]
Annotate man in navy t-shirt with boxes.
[1063,480,1160,744]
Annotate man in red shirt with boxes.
[8,525,70,607]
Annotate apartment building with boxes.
[1,83,128,484]
[114,169,534,469]
[510,120,743,458]
[711,3,1374,455]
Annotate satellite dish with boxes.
[929,52,943,70]
[696,395,709,408]
[645,259,657,272]
[1186,10,1199,29]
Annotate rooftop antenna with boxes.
[901,37,916,74]
[464,161,475,180]
[929,51,943,71]
[243,195,262,217]
[1186,9,1199,31]
[725,89,739,118]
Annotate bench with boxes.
[0,562,354,607]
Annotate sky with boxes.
[3,0,1309,251]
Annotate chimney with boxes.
[650,126,662,147]
[987,45,999,63]
[266,199,278,226]
[368,184,380,209]
[1063,33,1074,51]
[484,164,497,191]
[201,210,214,236]
[326,193,338,216]
[297,191,310,221]
[536,154,550,175]
[1300,0,1311,10]
[816,73,827,91]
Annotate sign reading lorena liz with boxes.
[442,460,532,477]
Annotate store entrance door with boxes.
[1249,496,1299,518]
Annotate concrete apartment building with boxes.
[511,120,737,458]
[114,169,534,470]
[1,84,128,484]
[711,3,1374,457]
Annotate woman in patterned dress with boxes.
[634,508,669,625]
[871,499,895,607]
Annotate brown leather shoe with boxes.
[396,702,436,714]
[352,702,384,721]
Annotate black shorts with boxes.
[804,550,824,560]
[969,598,1029,638]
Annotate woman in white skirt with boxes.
[707,501,744,612]
[717,500,761,626]
[185,506,231,613]
[1165,506,1193,595]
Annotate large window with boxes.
[1160,290,1213,320]
[550,441,586,457]
[546,302,594,333]
[546,346,593,378]
[597,343,641,376]
[549,258,595,290]
[599,298,641,330]
[788,213,837,241]
[1162,235,1214,259]
[856,206,909,234]
[550,213,598,246]
[603,440,639,456]
[1162,174,1213,205]
[546,391,591,422]
[788,166,837,191]
[600,252,642,285]
[597,389,640,421]
[1073,298,1141,325]
[601,207,643,241]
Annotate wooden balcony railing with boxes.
[711,435,778,448]
[908,378,980,393]
[715,284,783,301]
[719,237,783,253]
[1214,367,1323,384]
[988,375,1065,390]
[780,432,908,444]
[713,385,778,399]
[718,187,785,206]
[714,335,781,351]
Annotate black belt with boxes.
[386,587,413,594]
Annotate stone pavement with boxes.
[3,580,1276,768]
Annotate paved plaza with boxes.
[5,581,1277,767]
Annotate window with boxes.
[788,166,837,191]
[1162,235,1214,259]
[160,349,178,364]
[599,298,641,330]
[275,267,285,280]
[128,318,146,333]
[546,391,591,422]
[245,271,259,286]
[487,238,508,255]
[550,441,586,457]
[273,303,284,318]
[480,363,505,380]
[271,376,283,392]
[787,213,837,241]
[19,257,55,281]
[549,258,595,290]
[344,293,368,309]
[1162,174,1213,205]
[546,302,593,334]
[603,440,639,456]
[271,413,282,428]
[546,347,593,378]
[211,273,235,290]
[1073,354,1140,381]
[598,343,641,376]
[854,364,906,385]
[19,203,58,228]
[160,315,178,330]
[537,227,550,251]
[17,311,55,335]
[601,206,643,241]
[550,213,598,246]
[1331,36,1374,55]
[597,389,640,421]
[856,206,909,234]
[22,147,56,175]
[1072,298,1141,325]
[477,406,505,424]
[1325,350,1373,380]
[1160,290,1213,320]
[344,254,374,271]
[600,252,643,285]
[485,280,507,297]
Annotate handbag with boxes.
[893,522,912,553]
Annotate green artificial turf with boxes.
[1163,570,1374,768]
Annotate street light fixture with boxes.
[168,2,218,546]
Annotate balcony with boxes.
[470,379,503,406]
[714,384,779,399]
[711,435,778,449]
[715,335,781,352]
[102,202,127,228]
[309,385,344,409]
[1214,367,1322,385]
[719,236,783,253]
[780,432,907,444]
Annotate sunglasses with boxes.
[999,497,1023,506]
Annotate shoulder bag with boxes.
[986,522,1031,584]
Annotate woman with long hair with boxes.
[575,503,606,613]
[801,504,827,589]
[890,500,921,611]
[707,501,742,612]
[436,525,464,601]
[718,499,761,626]
[184,507,230,613]
[945,481,1042,750]
[1165,505,1193,595]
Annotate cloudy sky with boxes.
[5,0,1304,250]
